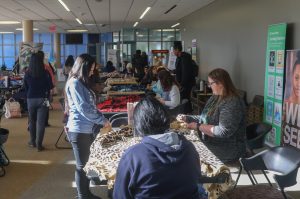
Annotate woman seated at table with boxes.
[156,70,180,109]
[102,61,116,73]
[113,96,202,199]
[178,68,246,163]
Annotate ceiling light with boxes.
[85,23,96,26]
[76,18,82,24]
[16,28,39,31]
[0,21,20,24]
[133,22,138,27]
[67,29,88,33]
[171,23,180,28]
[139,7,151,19]
[58,0,70,12]
[0,32,14,34]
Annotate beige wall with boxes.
[180,0,300,102]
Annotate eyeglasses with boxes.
[207,81,216,88]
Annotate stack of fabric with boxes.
[97,95,141,112]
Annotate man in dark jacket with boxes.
[132,50,146,81]
[113,96,201,199]
[174,41,196,100]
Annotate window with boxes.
[60,34,65,44]
[0,35,2,44]
[3,34,14,45]
[41,33,52,45]
[65,45,76,57]
[149,29,161,41]
[77,45,87,56]
[136,29,148,41]
[175,29,181,40]
[3,57,15,69]
[149,42,161,51]
[122,28,134,41]
[16,34,22,43]
[162,29,175,41]
[43,45,52,55]
[113,32,120,42]
[3,46,15,57]
[136,42,148,53]
[101,32,112,43]
[162,42,172,50]
[34,33,39,43]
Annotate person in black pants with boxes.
[24,53,53,151]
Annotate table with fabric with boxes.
[84,124,234,199]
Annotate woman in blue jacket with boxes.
[113,96,201,199]
[65,54,109,199]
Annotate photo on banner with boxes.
[282,50,300,149]
[19,42,43,73]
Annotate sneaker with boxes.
[28,141,36,148]
[37,146,45,152]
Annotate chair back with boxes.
[109,112,128,122]
[111,117,128,128]
[246,123,272,151]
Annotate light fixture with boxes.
[16,28,39,31]
[171,23,180,28]
[66,29,88,32]
[0,32,14,34]
[76,18,82,24]
[139,7,151,19]
[85,23,96,26]
[58,0,70,12]
[133,22,138,27]
[0,21,20,24]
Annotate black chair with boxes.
[109,112,128,123]
[222,146,300,199]
[55,98,71,149]
[111,117,128,128]
[234,122,272,187]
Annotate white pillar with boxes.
[22,20,33,42]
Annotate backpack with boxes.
[191,59,199,77]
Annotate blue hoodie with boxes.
[113,132,201,199]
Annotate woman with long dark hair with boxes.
[24,53,53,151]
[65,54,108,199]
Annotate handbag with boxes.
[4,98,22,119]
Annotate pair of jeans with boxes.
[27,98,48,148]
[69,132,96,199]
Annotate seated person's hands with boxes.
[186,122,197,130]
[103,120,111,128]
[156,96,165,105]
[176,114,186,122]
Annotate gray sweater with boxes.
[189,95,246,163]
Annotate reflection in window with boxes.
[136,42,148,53]
[3,46,15,57]
[149,42,161,51]
[136,29,148,41]
[149,29,161,41]
[175,29,181,40]
[3,34,14,45]
[113,32,120,42]
[122,28,135,41]
[162,29,175,41]
[162,42,172,50]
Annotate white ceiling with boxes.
[0,0,214,33]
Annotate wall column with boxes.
[54,33,61,67]
[22,20,33,42]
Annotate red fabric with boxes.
[97,95,140,112]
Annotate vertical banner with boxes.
[19,42,43,73]
[282,50,300,149]
[263,23,287,146]
[192,39,197,61]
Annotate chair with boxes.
[111,117,128,128]
[221,146,300,199]
[109,112,128,123]
[234,122,272,187]
[55,98,72,149]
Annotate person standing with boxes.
[65,54,109,199]
[173,41,196,100]
[63,55,74,79]
[24,53,53,151]
[132,50,146,81]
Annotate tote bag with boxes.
[4,98,22,119]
